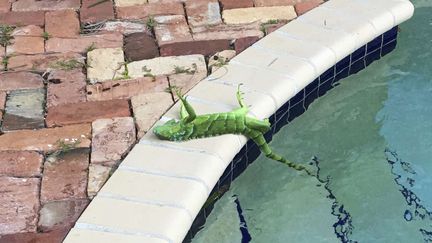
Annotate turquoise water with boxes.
[192,1,432,242]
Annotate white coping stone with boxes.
[64,228,169,243]
[203,64,300,110]
[75,197,190,243]
[65,1,414,242]
[119,143,227,194]
[98,170,208,220]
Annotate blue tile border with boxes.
[183,26,399,242]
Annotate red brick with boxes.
[6,25,44,55]
[0,124,91,152]
[46,100,131,127]
[45,10,80,38]
[0,227,70,243]
[154,15,193,46]
[160,39,231,56]
[192,23,263,41]
[254,0,298,7]
[117,2,184,20]
[41,149,89,202]
[12,0,80,11]
[263,22,287,35]
[124,33,159,61]
[295,0,323,15]
[0,0,11,12]
[81,0,114,23]
[38,199,89,232]
[0,177,40,234]
[0,11,45,26]
[45,33,123,53]
[7,52,84,72]
[0,151,43,177]
[235,36,260,53]
[0,72,44,91]
[0,91,5,121]
[86,76,168,101]
[47,70,86,107]
[185,0,222,28]
[220,0,253,9]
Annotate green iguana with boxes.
[153,85,316,177]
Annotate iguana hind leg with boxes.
[175,89,196,123]
[247,130,316,177]
[245,117,271,133]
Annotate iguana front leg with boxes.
[175,89,196,123]
[236,84,247,108]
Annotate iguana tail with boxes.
[250,133,316,177]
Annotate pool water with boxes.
[192,1,432,242]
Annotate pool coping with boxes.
[63,0,415,242]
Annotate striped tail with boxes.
[251,134,316,177]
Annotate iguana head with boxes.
[153,119,193,141]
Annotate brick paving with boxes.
[0,0,323,241]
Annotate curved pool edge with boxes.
[63,0,415,242]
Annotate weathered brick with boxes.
[261,21,287,35]
[91,117,136,167]
[46,100,131,127]
[222,6,297,24]
[114,0,146,7]
[124,33,159,61]
[45,33,123,53]
[0,177,40,234]
[86,47,125,83]
[2,88,45,131]
[0,124,91,152]
[0,0,10,13]
[192,22,263,40]
[7,53,84,72]
[254,0,298,7]
[87,164,111,198]
[235,36,260,53]
[0,91,5,121]
[220,0,253,9]
[86,76,169,101]
[38,199,89,232]
[128,54,207,78]
[0,151,43,177]
[168,72,207,96]
[99,21,151,35]
[131,92,173,138]
[6,25,44,55]
[154,15,193,46]
[0,11,45,26]
[12,0,80,11]
[160,39,231,57]
[45,10,80,38]
[295,0,323,15]
[185,0,222,28]
[208,50,236,72]
[47,70,87,107]
[0,228,69,243]
[41,149,90,202]
[117,2,184,20]
[81,0,114,23]
[0,72,44,91]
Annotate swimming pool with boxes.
[191,1,432,242]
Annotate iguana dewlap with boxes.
[154,86,315,176]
